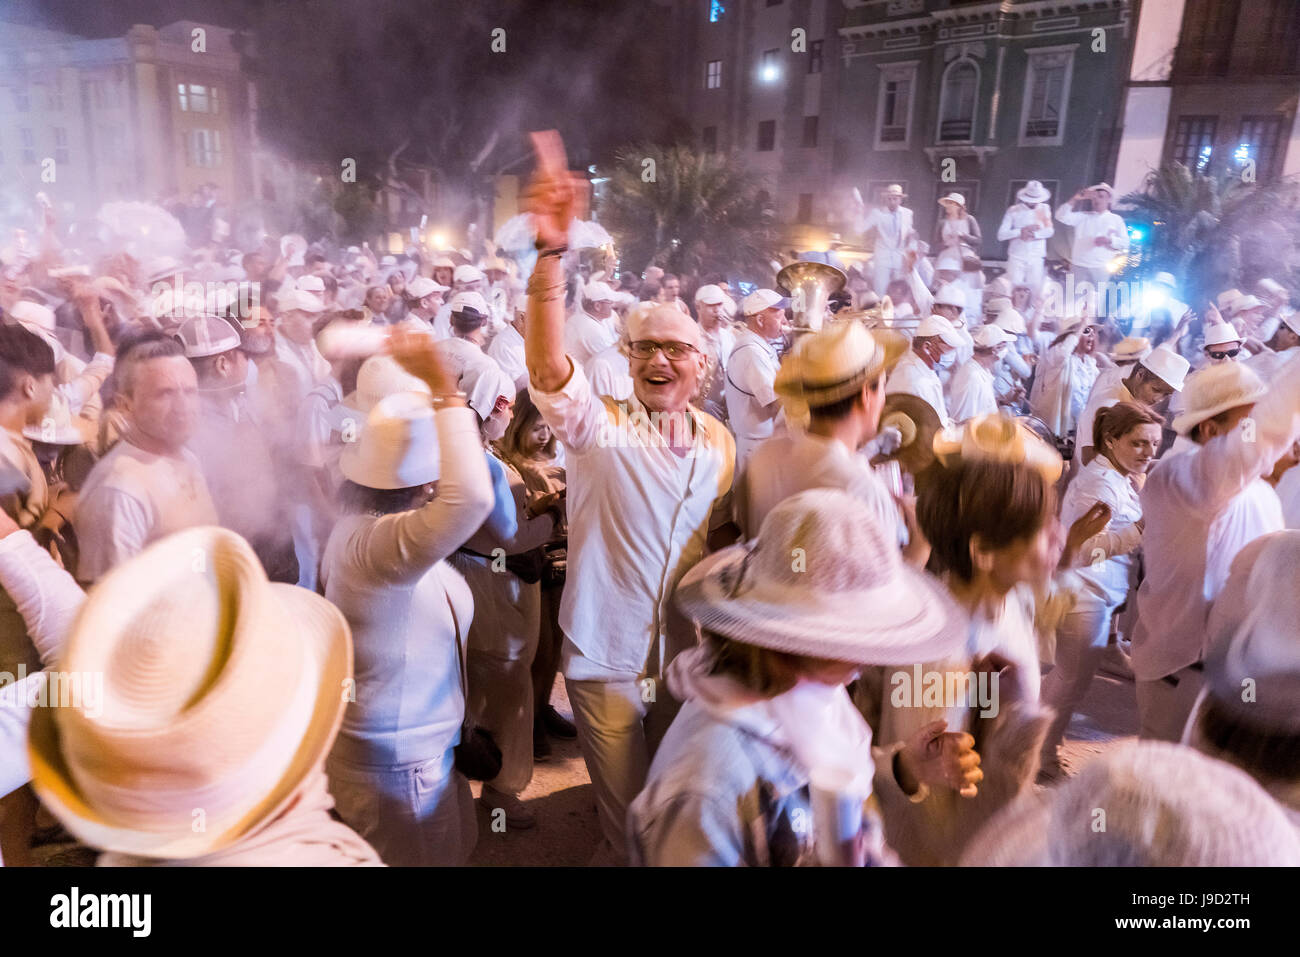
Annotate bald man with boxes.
[524,181,736,863]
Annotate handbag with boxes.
[445,587,503,781]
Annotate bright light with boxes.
[1234,143,1252,162]
[761,64,779,83]
[432,232,447,249]
[1128,226,1145,242]
[1143,285,1169,310]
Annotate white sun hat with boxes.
[938,192,966,208]
[933,284,967,309]
[742,288,786,316]
[914,314,964,348]
[457,353,517,420]
[173,314,241,359]
[1109,336,1151,362]
[961,740,1300,866]
[1016,180,1051,205]
[1202,322,1245,348]
[9,299,56,334]
[28,526,352,859]
[1171,361,1269,435]
[453,264,484,285]
[694,283,727,306]
[1137,346,1190,391]
[340,391,440,489]
[674,488,966,665]
[972,324,1016,349]
[354,354,431,413]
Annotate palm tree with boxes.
[1119,162,1300,305]
[598,144,780,282]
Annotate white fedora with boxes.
[774,319,907,411]
[354,355,431,414]
[340,391,440,489]
[1016,180,1050,205]
[8,299,56,334]
[674,488,966,665]
[1137,346,1189,391]
[1202,322,1244,349]
[882,183,907,198]
[1171,361,1269,435]
[961,740,1300,866]
[29,527,351,859]
[1216,288,1243,312]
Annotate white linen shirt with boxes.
[1061,457,1144,607]
[724,328,783,468]
[997,203,1054,262]
[1054,204,1130,270]
[1132,351,1300,680]
[886,349,949,425]
[1076,370,1132,457]
[531,360,735,678]
[946,359,998,423]
[486,322,529,392]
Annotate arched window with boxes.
[939,59,978,143]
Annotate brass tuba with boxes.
[776,260,846,334]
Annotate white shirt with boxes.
[486,323,529,392]
[1031,340,1099,439]
[531,361,734,677]
[861,206,914,258]
[586,342,633,401]
[1061,457,1144,607]
[1246,345,1299,383]
[1132,350,1300,680]
[733,430,900,541]
[273,332,331,400]
[724,328,783,468]
[886,349,949,425]
[1054,204,1129,270]
[997,202,1054,261]
[564,308,620,370]
[75,440,218,584]
[946,359,997,423]
[1076,370,1132,458]
[1278,464,1300,529]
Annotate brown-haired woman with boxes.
[1040,401,1162,772]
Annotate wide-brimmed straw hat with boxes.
[28,527,351,859]
[674,488,966,665]
[1109,336,1150,362]
[960,740,1300,866]
[933,413,1063,482]
[1171,361,1269,435]
[340,391,440,489]
[354,355,430,414]
[774,320,906,412]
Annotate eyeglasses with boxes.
[1208,348,1240,360]
[627,340,699,361]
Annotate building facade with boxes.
[1113,0,1300,195]
[0,20,257,223]
[672,0,1134,261]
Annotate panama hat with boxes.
[961,740,1300,866]
[1171,361,1269,435]
[1016,180,1051,205]
[1137,346,1189,391]
[354,354,431,414]
[775,320,906,412]
[674,488,966,665]
[28,527,350,859]
[881,184,907,198]
[1109,336,1151,362]
[1202,322,1245,349]
[932,413,1063,483]
[340,391,440,489]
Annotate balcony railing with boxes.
[939,119,972,142]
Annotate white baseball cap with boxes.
[934,284,967,309]
[453,265,484,285]
[583,281,615,303]
[449,291,489,316]
[741,288,786,316]
[915,314,964,348]
[972,324,1016,349]
[276,289,325,314]
[694,284,727,306]
[406,277,448,299]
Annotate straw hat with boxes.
[340,391,440,489]
[1137,346,1189,391]
[1016,181,1051,205]
[992,304,1027,336]
[881,184,907,199]
[932,413,1063,482]
[961,740,1300,866]
[1109,336,1151,362]
[28,527,351,859]
[775,320,905,413]
[674,488,966,665]
[1171,361,1269,435]
[23,393,88,446]
[354,355,431,414]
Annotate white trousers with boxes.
[1005,255,1045,293]
[871,252,903,297]
[1040,600,1114,760]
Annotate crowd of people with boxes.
[0,161,1297,868]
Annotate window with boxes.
[1174,0,1238,78]
[188,129,222,167]
[53,127,68,164]
[702,125,717,153]
[20,128,35,164]
[709,0,725,23]
[706,60,722,89]
[1236,115,1285,181]
[178,83,217,113]
[808,40,823,75]
[796,193,813,224]
[939,59,978,142]
[1020,48,1074,146]
[761,48,779,82]
[876,62,916,148]
[802,115,819,148]
[13,87,29,112]
[1171,115,1217,171]
[757,120,776,151]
